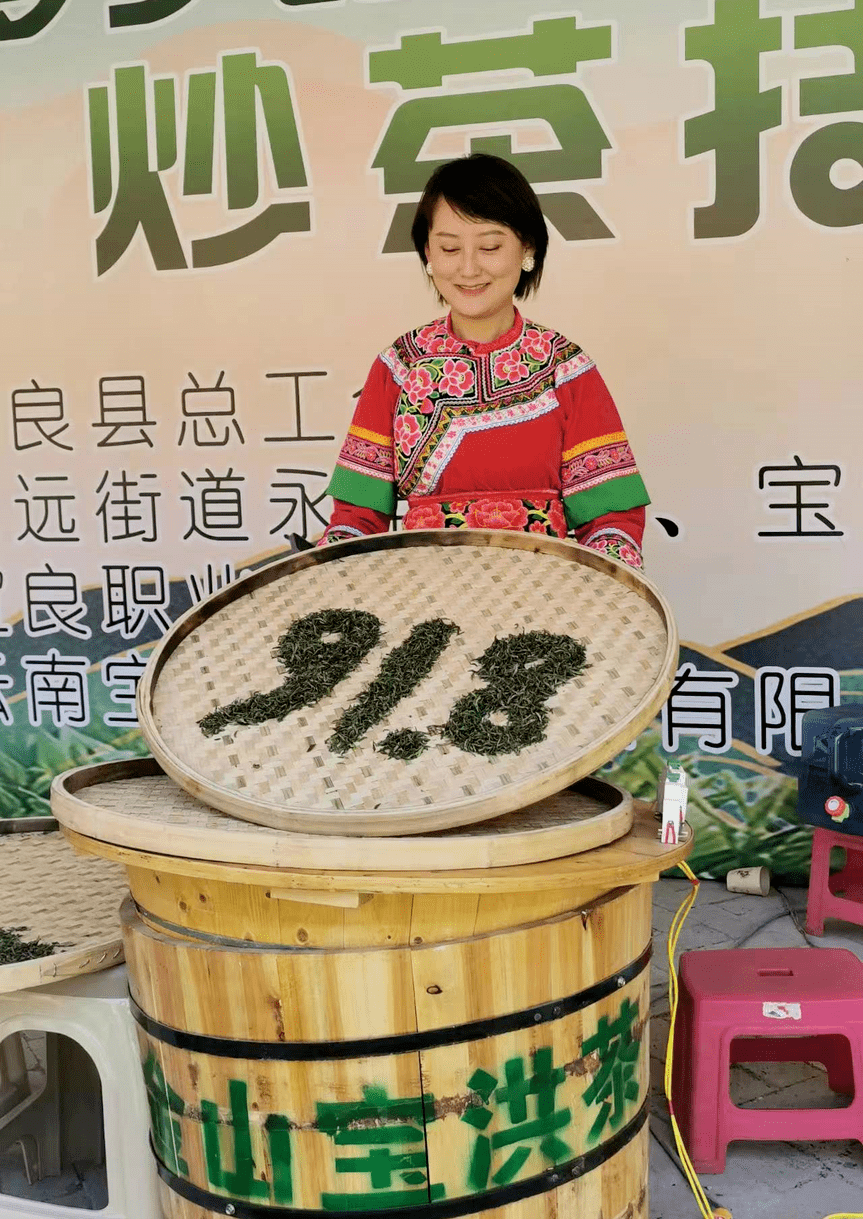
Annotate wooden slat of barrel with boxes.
[125,869,601,951]
[122,883,652,1219]
[157,1141,649,1219]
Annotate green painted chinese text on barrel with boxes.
[119,863,661,1219]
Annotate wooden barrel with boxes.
[53,763,692,1219]
[123,879,652,1219]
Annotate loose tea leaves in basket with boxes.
[199,608,381,738]
[197,605,589,761]
[441,631,589,757]
[0,926,63,965]
[328,619,459,754]
[375,729,431,762]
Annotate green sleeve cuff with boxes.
[327,465,396,516]
[563,472,650,529]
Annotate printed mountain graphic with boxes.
[678,596,863,781]
[722,597,863,672]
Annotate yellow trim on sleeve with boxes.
[349,424,392,446]
[562,430,627,462]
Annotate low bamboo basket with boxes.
[0,821,126,993]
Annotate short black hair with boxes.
[410,153,548,298]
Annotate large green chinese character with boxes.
[581,998,642,1144]
[317,1084,443,1210]
[264,1114,294,1206]
[796,0,863,116]
[142,1051,188,1177]
[0,0,66,41]
[684,0,783,238]
[88,66,186,275]
[88,51,310,275]
[108,0,197,28]
[460,1048,572,1193]
[201,1079,271,1201]
[368,18,615,252]
[790,2,863,228]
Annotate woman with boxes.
[321,153,649,568]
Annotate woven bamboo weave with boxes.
[51,757,633,871]
[0,830,127,993]
[138,532,676,835]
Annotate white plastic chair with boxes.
[0,966,160,1219]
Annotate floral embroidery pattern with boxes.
[438,358,475,398]
[394,413,422,457]
[404,496,568,538]
[493,348,531,385]
[555,349,595,386]
[338,429,393,482]
[404,366,436,409]
[415,320,464,356]
[466,499,529,530]
[562,439,637,495]
[386,317,585,497]
[583,532,643,569]
[522,326,555,363]
[404,501,446,529]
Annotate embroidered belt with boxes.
[403,489,568,539]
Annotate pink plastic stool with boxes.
[806,826,863,935]
[671,947,863,1173]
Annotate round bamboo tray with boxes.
[62,810,691,1219]
[51,756,633,872]
[136,531,677,837]
[0,823,127,993]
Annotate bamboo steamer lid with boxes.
[51,756,634,872]
[136,530,677,837]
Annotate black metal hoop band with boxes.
[131,942,650,1061]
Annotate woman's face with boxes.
[425,198,529,338]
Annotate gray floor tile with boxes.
[733,1077,850,1111]
[805,922,863,961]
[736,916,809,951]
[652,880,697,912]
[693,899,787,942]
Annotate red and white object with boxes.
[657,761,689,845]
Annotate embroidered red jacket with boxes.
[324,312,649,568]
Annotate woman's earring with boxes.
[521,253,535,273]
[426,263,435,276]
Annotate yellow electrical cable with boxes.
[663,860,863,1219]
[663,859,719,1218]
